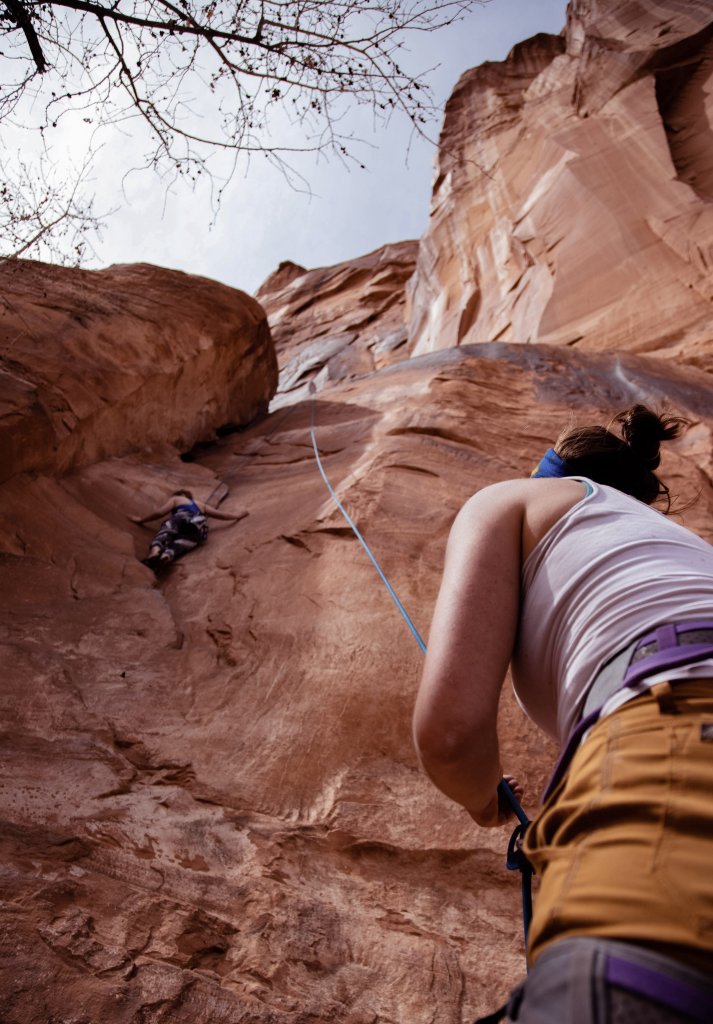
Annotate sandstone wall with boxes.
[257,241,418,408]
[407,0,713,369]
[3,338,712,1023]
[3,0,713,1021]
[0,260,277,482]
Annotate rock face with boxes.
[3,2,713,1023]
[3,337,713,1024]
[407,0,713,369]
[256,241,418,407]
[0,260,276,482]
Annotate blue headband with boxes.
[531,447,571,478]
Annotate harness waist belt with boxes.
[631,626,713,661]
[544,619,713,802]
[623,620,713,688]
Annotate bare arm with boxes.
[128,498,178,525]
[201,504,249,522]
[413,482,524,827]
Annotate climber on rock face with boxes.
[129,489,247,569]
[413,404,713,1023]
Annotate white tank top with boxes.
[511,479,713,744]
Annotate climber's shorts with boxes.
[523,679,713,974]
[504,935,713,1023]
[151,511,207,554]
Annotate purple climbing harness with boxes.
[543,619,713,802]
[623,621,713,686]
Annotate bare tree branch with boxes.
[40,0,256,47]
[3,0,47,71]
[0,152,103,263]
[1,0,487,258]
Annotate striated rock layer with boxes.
[0,260,277,482]
[257,241,418,407]
[407,0,713,369]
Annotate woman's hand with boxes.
[467,775,524,828]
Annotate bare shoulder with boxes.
[459,477,588,515]
[455,478,590,560]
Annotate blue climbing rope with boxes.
[309,389,533,951]
[309,410,427,656]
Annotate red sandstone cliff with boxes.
[3,2,713,1023]
[256,241,418,408]
[407,0,713,368]
[0,260,276,482]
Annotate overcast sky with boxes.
[86,0,568,294]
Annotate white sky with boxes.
[70,0,568,294]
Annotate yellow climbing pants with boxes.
[523,680,713,974]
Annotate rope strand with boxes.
[308,386,532,952]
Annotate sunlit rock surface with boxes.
[408,0,713,369]
[0,260,276,482]
[3,335,713,1022]
[4,1,713,1022]
[256,241,418,408]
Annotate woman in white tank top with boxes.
[413,405,713,1023]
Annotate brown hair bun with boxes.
[616,404,682,470]
[555,404,688,509]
